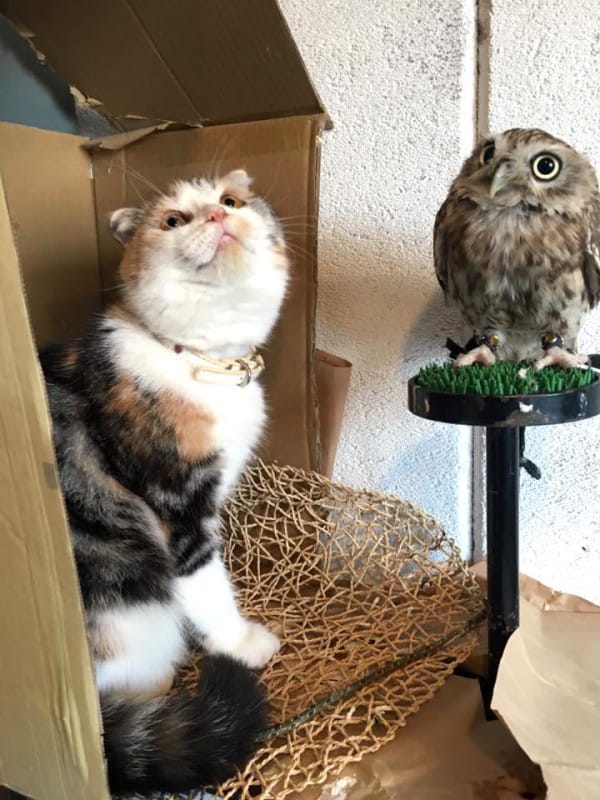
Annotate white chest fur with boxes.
[110,319,265,505]
[203,380,265,502]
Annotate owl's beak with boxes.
[489,159,513,197]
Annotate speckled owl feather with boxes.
[434,128,600,366]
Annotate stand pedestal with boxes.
[485,426,519,701]
[408,372,600,708]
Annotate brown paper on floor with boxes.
[493,575,600,800]
[293,676,544,799]
[314,350,352,478]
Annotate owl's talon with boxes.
[534,347,590,370]
[455,344,497,367]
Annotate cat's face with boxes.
[109,171,289,348]
[111,170,287,284]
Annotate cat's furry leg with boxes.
[43,373,184,698]
[175,549,280,669]
[70,488,182,697]
[92,602,185,698]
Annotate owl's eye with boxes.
[479,143,495,166]
[220,193,245,209]
[161,211,189,230]
[531,153,562,181]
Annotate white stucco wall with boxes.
[280,0,477,556]
[486,0,600,604]
[282,0,600,603]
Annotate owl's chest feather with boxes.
[453,208,585,329]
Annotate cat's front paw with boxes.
[205,621,280,669]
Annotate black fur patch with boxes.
[102,655,268,794]
[40,314,223,608]
[40,313,268,793]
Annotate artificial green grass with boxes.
[417,361,596,396]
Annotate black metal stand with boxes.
[484,426,520,708]
[408,372,600,711]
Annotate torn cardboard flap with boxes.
[493,574,600,799]
[0,0,326,128]
[85,122,185,151]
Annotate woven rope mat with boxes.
[157,462,484,800]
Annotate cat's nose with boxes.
[207,206,225,223]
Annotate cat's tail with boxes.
[101,654,267,795]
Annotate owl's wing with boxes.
[433,197,452,295]
[583,196,600,309]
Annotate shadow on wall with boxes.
[316,231,466,381]
[313,229,472,542]
[401,289,468,380]
[0,15,75,132]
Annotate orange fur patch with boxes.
[62,345,79,371]
[107,375,148,422]
[119,234,145,285]
[158,519,172,543]
[228,215,254,240]
[108,374,215,462]
[157,392,215,462]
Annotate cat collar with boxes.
[162,338,265,387]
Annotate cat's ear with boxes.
[108,207,143,245]
[224,169,252,190]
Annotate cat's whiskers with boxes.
[101,281,128,294]
[281,240,315,262]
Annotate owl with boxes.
[434,128,600,367]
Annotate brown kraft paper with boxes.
[314,349,352,478]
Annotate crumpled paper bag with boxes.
[314,350,351,478]
[295,675,543,799]
[493,575,600,800]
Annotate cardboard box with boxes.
[0,3,326,797]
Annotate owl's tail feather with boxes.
[102,654,267,795]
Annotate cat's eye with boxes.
[479,143,495,166]
[220,193,245,209]
[531,153,562,181]
[161,212,188,230]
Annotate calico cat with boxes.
[40,170,289,794]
